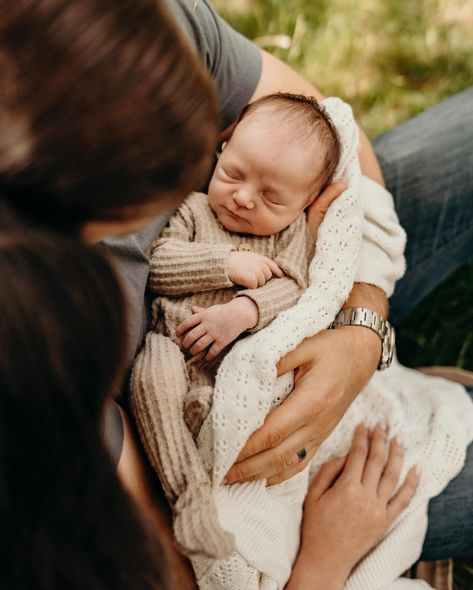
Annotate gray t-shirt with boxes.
[99,0,262,369]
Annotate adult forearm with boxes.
[344,282,389,317]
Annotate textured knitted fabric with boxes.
[187,99,473,589]
[132,97,473,589]
[147,192,313,337]
[131,192,314,556]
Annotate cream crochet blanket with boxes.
[189,98,473,589]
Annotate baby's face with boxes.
[208,112,322,236]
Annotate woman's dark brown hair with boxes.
[0,214,169,589]
[0,0,219,232]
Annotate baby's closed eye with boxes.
[222,167,241,181]
[262,192,283,206]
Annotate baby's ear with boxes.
[221,141,227,151]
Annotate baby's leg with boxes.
[184,356,217,438]
[130,332,233,558]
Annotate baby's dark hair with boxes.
[236,93,341,193]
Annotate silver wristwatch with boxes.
[329,307,395,371]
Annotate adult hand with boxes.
[224,326,380,485]
[176,297,258,361]
[228,251,283,288]
[306,181,346,240]
[286,425,419,590]
[224,182,383,486]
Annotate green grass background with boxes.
[213,0,473,585]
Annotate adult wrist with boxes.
[331,307,395,370]
[287,553,349,590]
[342,282,388,317]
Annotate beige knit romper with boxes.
[131,192,313,557]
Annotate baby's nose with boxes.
[233,188,255,209]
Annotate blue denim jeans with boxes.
[373,87,473,559]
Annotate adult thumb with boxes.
[276,335,321,376]
[306,182,346,240]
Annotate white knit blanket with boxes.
[191,98,473,590]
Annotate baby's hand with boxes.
[176,298,259,361]
[228,251,283,288]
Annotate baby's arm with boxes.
[175,250,285,360]
[148,195,235,295]
[235,215,312,332]
[178,216,312,360]
[176,297,259,360]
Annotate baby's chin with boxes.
[216,209,250,234]
[219,215,248,234]
[220,216,276,236]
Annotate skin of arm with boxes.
[224,49,392,485]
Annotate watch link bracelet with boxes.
[329,307,395,371]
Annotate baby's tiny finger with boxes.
[387,466,420,522]
[181,323,206,349]
[176,313,202,335]
[262,264,273,281]
[205,341,224,361]
[268,259,283,277]
[189,334,213,356]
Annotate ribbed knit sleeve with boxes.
[148,193,236,295]
[238,277,303,331]
[236,215,312,331]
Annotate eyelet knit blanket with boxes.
[184,98,473,589]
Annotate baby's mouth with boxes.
[224,207,246,222]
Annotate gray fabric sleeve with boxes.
[165,0,262,128]
[98,213,172,369]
